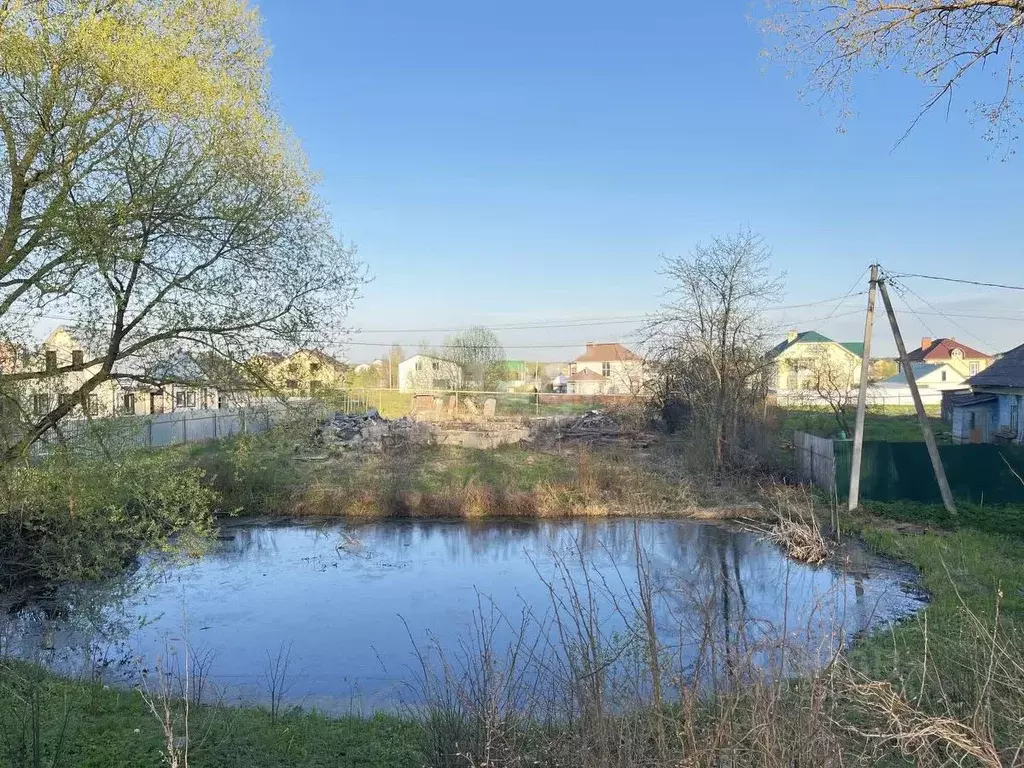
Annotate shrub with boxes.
[0,447,216,587]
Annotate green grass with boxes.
[413,443,575,493]
[324,388,603,420]
[0,663,421,768]
[858,499,1024,537]
[780,407,950,442]
[847,520,1024,685]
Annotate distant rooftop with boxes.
[771,330,863,358]
[969,342,1024,389]
[573,342,640,363]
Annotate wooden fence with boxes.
[793,430,838,494]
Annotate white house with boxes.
[353,359,385,375]
[397,354,464,393]
[20,327,121,419]
[878,363,967,391]
[567,343,645,396]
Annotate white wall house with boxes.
[397,354,464,393]
[567,343,646,395]
[878,362,967,392]
[20,327,121,419]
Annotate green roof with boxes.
[771,331,864,359]
[841,342,865,357]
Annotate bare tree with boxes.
[807,348,858,435]
[647,229,784,468]
[763,1,1024,147]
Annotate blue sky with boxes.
[256,0,1023,360]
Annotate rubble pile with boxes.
[313,409,436,452]
[558,410,621,439]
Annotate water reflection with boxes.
[2,519,924,711]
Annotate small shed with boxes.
[950,393,998,444]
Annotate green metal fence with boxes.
[834,440,1024,505]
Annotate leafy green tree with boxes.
[0,0,361,460]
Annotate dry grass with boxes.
[747,485,832,564]
[409,527,1024,768]
[760,514,831,564]
[285,440,756,521]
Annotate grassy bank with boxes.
[0,662,420,768]
[200,429,765,520]
[1,415,762,590]
[845,507,1024,676]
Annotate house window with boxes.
[968,412,977,430]
[309,362,321,373]
[569,363,577,376]
[175,390,197,409]
[83,393,99,416]
[57,393,72,409]
[969,361,980,376]
[71,350,84,370]
[941,370,947,382]
[123,393,136,415]
[32,394,49,415]
[951,348,964,360]
[432,361,440,371]
[286,379,298,390]
[1011,398,1020,434]
[602,362,611,377]
[45,350,57,373]
[415,361,422,371]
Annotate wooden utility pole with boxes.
[878,279,957,514]
[849,264,878,511]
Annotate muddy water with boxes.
[2,519,925,712]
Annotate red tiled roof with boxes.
[573,342,641,363]
[908,338,992,363]
[568,370,606,382]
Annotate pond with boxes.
[1,518,925,712]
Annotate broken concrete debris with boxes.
[313,409,435,452]
[311,407,623,454]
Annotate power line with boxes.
[4,289,875,332]
[823,267,870,322]
[888,271,1024,292]
[341,339,633,350]
[888,281,938,340]
[6,290,872,335]
[888,277,997,351]
[773,308,865,326]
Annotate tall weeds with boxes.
[410,527,1024,767]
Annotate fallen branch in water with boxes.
[748,504,831,565]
